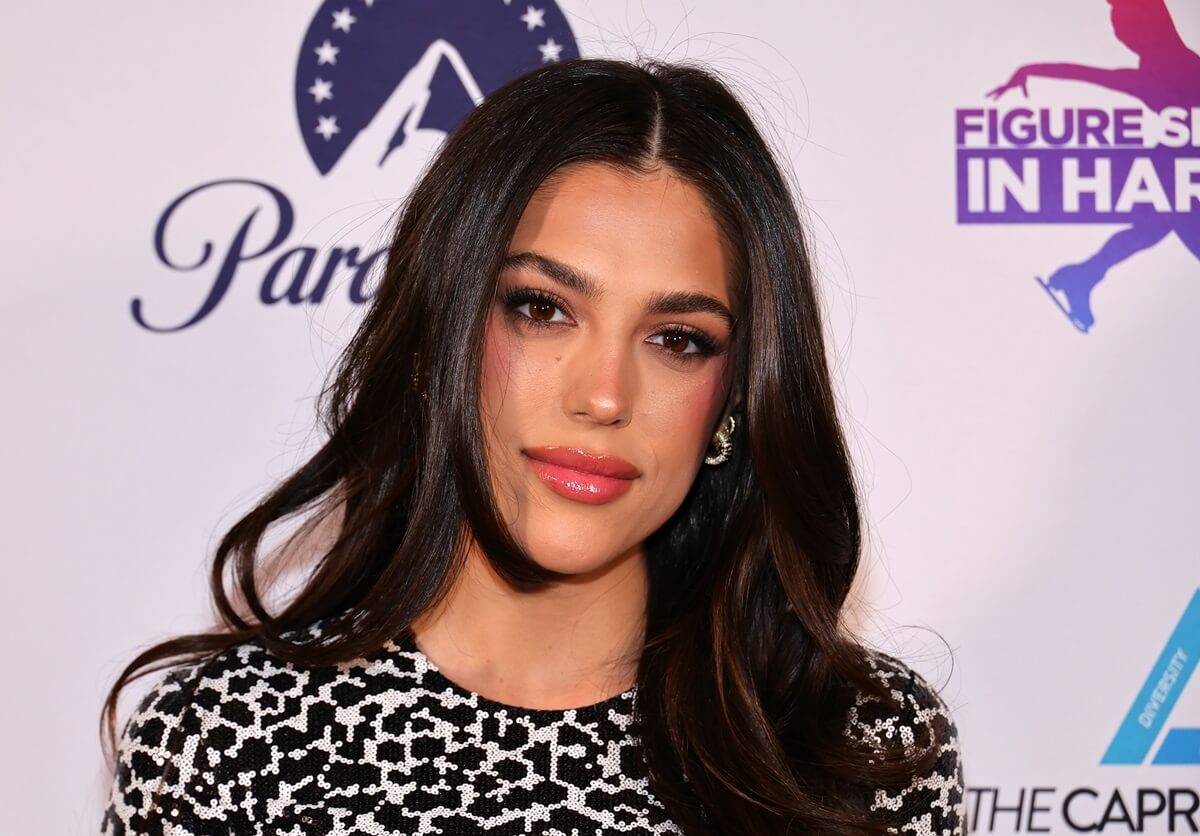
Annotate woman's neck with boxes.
[409,540,648,710]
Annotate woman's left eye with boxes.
[648,331,716,356]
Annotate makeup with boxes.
[522,447,638,505]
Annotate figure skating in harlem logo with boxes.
[955,0,1200,334]
[295,0,578,175]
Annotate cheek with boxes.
[644,364,729,458]
[479,311,552,451]
[481,313,514,419]
[483,309,569,425]
[482,310,547,418]
[479,315,528,515]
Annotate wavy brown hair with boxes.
[102,56,949,835]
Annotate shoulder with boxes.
[846,650,959,748]
[100,625,328,835]
[844,649,967,836]
[101,653,219,835]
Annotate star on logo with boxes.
[314,40,340,65]
[520,5,545,30]
[315,115,341,140]
[538,36,563,62]
[331,7,357,33]
[307,78,334,103]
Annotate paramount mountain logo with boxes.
[1103,587,1200,766]
[954,0,1200,334]
[134,0,579,332]
[295,0,576,175]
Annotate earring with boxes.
[704,414,737,466]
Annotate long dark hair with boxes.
[103,56,947,835]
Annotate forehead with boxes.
[508,162,733,304]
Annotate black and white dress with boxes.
[100,622,966,835]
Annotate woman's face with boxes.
[480,161,738,576]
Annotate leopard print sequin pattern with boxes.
[100,624,965,835]
[850,652,967,835]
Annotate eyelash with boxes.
[499,286,723,363]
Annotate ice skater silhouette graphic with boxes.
[986,0,1200,333]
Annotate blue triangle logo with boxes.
[1102,588,1200,765]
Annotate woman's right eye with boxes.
[516,299,565,323]
[502,287,572,327]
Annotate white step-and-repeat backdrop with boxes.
[4,1,1198,832]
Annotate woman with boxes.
[100,57,965,835]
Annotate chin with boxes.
[520,535,636,578]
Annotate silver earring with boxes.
[704,414,736,466]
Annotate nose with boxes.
[564,333,634,427]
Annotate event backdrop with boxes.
[4,1,1199,833]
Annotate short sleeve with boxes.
[846,651,967,836]
[99,660,222,836]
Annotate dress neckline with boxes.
[396,627,638,720]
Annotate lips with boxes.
[522,447,640,478]
[522,446,639,505]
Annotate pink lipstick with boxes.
[522,446,639,505]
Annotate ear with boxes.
[724,369,744,415]
[715,398,740,431]
[726,381,745,416]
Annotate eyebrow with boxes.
[500,250,736,330]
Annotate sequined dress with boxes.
[100,623,966,835]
